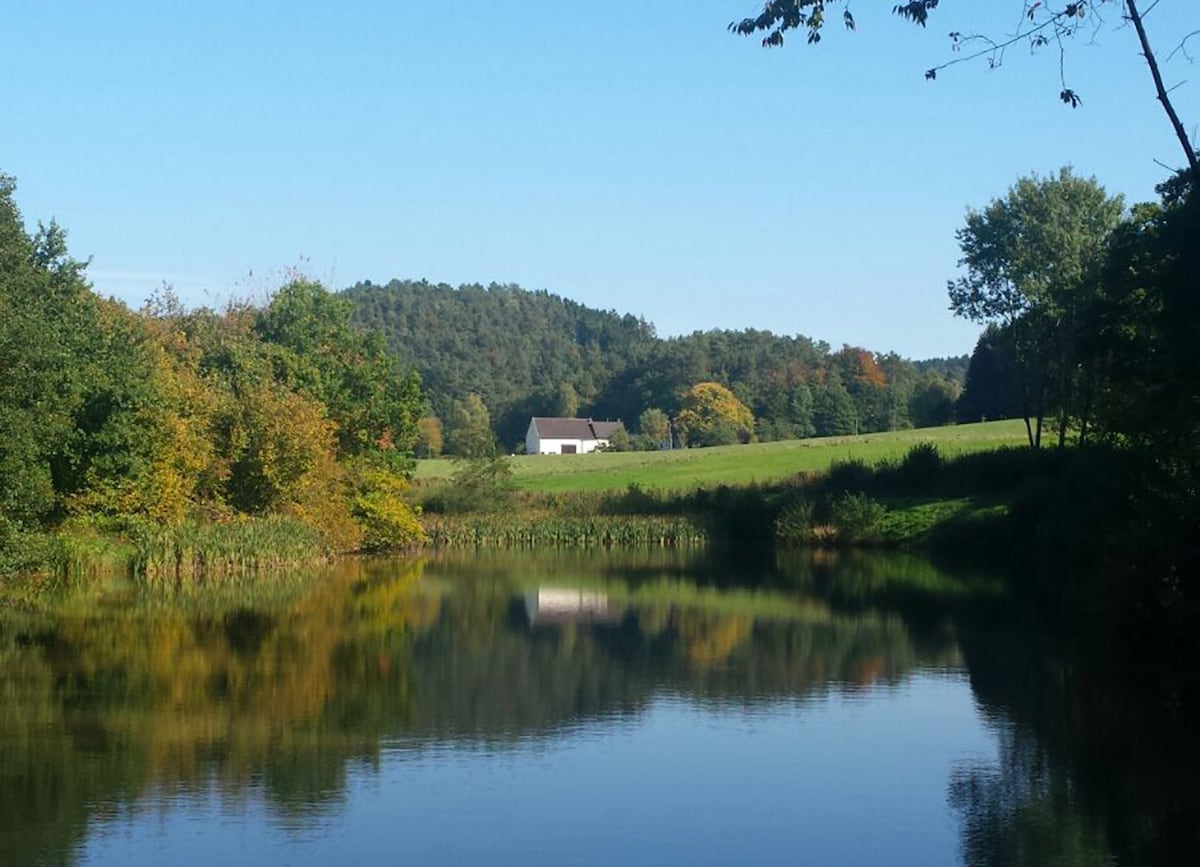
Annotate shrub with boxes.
[825,458,876,493]
[430,454,516,514]
[602,483,666,516]
[898,442,944,488]
[604,428,632,452]
[630,434,661,451]
[0,515,57,576]
[829,493,886,544]
[774,499,815,544]
[351,466,427,550]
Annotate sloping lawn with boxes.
[414,420,1029,492]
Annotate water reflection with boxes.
[524,587,615,626]
[0,549,1195,864]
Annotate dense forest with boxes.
[346,279,969,450]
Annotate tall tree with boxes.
[812,375,858,437]
[256,280,423,460]
[956,326,1021,424]
[553,381,580,418]
[948,169,1123,446]
[1089,171,1200,463]
[445,394,496,458]
[908,373,959,428]
[415,416,444,459]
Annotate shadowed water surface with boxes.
[0,549,1196,865]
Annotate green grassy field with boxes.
[415,420,1029,492]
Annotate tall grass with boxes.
[125,515,327,580]
[1,516,332,583]
[422,514,707,548]
[54,526,136,580]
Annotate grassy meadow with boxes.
[414,420,1029,492]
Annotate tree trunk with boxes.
[1021,372,1035,448]
[1078,360,1095,445]
[1019,357,1036,449]
[1057,347,1072,449]
[1034,370,1047,449]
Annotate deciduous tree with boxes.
[908,372,959,428]
[415,416,445,459]
[637,408,672,448]
[948,168,1123,446]
[674,382,755,447]
[256,280,423,459]
[446,394,495,458]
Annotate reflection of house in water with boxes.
[523,587,620,626]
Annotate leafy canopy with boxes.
[675,382,756,447]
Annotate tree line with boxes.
[345,279,969,453]
[5,158,1195,570]
[1,174,427,572]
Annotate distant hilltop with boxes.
[343,279,969,451]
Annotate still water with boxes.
[0,549,1195,865]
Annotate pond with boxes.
[0,549,1196,865]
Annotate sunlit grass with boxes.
[414,420,1029,492]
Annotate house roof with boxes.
[531,417,624,440]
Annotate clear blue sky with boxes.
[4,1,1196,357]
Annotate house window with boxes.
[561,444,577,454]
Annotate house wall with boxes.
[530,436,608,455]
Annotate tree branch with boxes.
[1124,0,1200,177]
[1166,29,1200,63]
[924,13,1068,80]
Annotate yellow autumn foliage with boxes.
[674,381,756,447]
[350,465,427,551]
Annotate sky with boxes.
[3,1,1196,358]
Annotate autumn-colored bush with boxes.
[350,465,427,551]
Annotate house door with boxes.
[561,444,577,454]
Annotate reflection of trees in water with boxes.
[12,549,1191,867]
[0,550,957,864]
[949,619,1200,865]
[402,551,957,740]
[949,728,1114,866]
[0,560,433,865]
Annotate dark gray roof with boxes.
[531,417,624,440]
[589,420,624,438]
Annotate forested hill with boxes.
[344,279,968,450]
[345,279,657,445]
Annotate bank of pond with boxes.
[3,444,1197,647]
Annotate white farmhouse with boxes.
[525,417,624,455]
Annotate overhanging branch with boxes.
[1124,0,1200,177]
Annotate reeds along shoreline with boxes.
[125,516,328,580]
[421,514,707,548]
